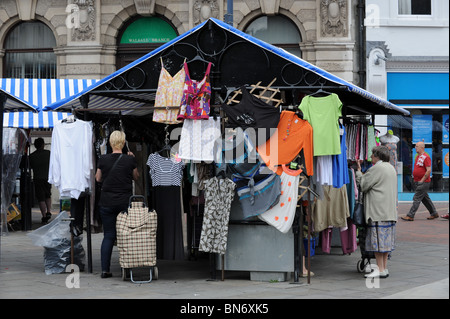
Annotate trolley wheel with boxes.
[152,266,159,280]
[122,268,130,281]
[357,259,365,273]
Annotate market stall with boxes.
[1,78,98,231]
[43,18,409,282]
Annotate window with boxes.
[244,16,302,58]
[398,0,432,15]
[3,22,56,78]
[388,110,449,193]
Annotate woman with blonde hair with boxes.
[95,130,139,278]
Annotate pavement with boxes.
[0,202,448,301]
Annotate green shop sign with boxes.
[120,17,177,44]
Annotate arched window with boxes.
[116,16,178,69]
[3,21,56,78]
[245,15,302,58]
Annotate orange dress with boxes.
[257,111,314,176]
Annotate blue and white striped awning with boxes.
[1,78,98,128]
[2,111,72,128]
[43,18,409,117]
[1,78,98,112]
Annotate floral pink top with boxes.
[177,62,212,120]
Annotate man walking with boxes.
[401,142,438,221]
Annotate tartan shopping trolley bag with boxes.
[116,195,158,283]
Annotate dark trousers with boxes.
[99,203,128,272]
[407,181,437,218]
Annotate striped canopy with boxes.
[1,78,98,128]
[2,111,71,129]
[1,78,98,112]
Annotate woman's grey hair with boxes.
[371,145,390,162]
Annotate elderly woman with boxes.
[356,145,397,279]
[96,131,139,278]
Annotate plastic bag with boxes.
[28,211,85,274]
[28,211,72,247]
[1,128,27,234]
[43,236,85,275]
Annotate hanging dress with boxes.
[146,153,185,260]
[199,177,236,255]
[178,117,221,162]
[177,62,212,120]
[153,60,185,124]
[258,165,301,233]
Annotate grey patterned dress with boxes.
[199,177,236,255]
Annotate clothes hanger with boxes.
[118,112,130,153]
[157,125,172,158]
[216,164,228,179]
[157,143,172,157]
[62,114,76,123]
[217,169,226,179]
[309,87,332,97]
[309,82,332,97]
[161,45,185,60]
[182,53,215,67]
[62,107,77,123]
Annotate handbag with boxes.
[352,188,365,226]
[234,169,281,219]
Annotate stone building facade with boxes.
[0,0,360,84]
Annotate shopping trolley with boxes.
[116,195,158,283]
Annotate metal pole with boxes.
[225,0,233,26]
[0,93,6,264]
[357,0,366,89]
[80,94,93,273]
[307,177,312,284]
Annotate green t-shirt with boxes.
[298,93,342,156]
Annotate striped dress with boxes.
[146,153,184,187]
[146,153,185,260]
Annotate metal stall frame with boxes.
[42,18,410,280]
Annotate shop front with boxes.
[386,72,449,202]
